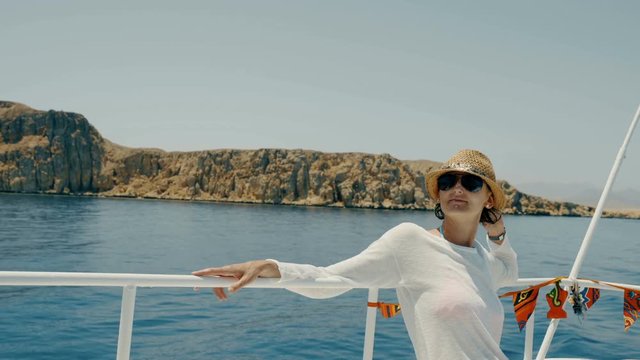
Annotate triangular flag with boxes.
[546,280,568,319]
[580,287,600,310]
[624,289,640,332]
[513,287,539,331]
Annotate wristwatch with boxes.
[488,229,506,242]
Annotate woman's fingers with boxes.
[229,262,260,292]
[193,261,270,299]
[192,265,239,277]
[483,215,505,231]
[213,287,228,301]
[192,267,220,276]
[228,267,259,293]
[193,263,250,298]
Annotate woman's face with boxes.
[437,172,494,219]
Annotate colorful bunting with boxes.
[580,287,600,310]
[568,284,587,317]
[512,287,540,331]
[546,280,568,319]
[624,289,639,332]
[368,302,401,318]
[499,277,640,334]
[367,277,638,335]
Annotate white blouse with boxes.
[270,222,518,360]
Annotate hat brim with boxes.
[425,169,506,210]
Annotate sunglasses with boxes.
[437,173,484,193]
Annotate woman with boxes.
[193,149,518,359]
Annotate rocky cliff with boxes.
[1,101,632,218]
[0,101,109,193]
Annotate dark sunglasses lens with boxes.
[437,173,484,192]
[461,175,484,192]
[437,174,457,191]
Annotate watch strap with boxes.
[488,229,506,241]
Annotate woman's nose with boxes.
[452,179,465,192]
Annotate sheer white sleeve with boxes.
[486,235,519,289]
[267,223,410,299]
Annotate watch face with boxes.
[489,231,505,241]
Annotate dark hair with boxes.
[434,203,502,224]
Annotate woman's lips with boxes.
[448,199,468,205]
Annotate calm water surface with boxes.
[0,193,638,359]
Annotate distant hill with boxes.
[516,181,640,210]
[401,159,441,175]
[1,100,637,218]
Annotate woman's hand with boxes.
[192,260,281,300]
[482,216,506,244]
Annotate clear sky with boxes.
[3,1,640,196]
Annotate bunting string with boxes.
[498,277,635,332]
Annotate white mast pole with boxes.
[535,104,640,360]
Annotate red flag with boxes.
[624,289,639,332]
[513,287,539,331]
[546,280,568,319]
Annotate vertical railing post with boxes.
[362,288,379,360]
[524,311,535,360]
[116,285,137,360]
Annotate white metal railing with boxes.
[1,271,638,360]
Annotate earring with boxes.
[434,203,445,219]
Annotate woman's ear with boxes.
[485,194,495,209]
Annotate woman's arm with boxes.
[193,223,414,300]
[269,225,405,298]
[482,217,519,288]
[192,260,281,301]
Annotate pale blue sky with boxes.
[3,1,640,196]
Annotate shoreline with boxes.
[2,190,638,219]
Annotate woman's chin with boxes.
[442,206,481,218]
[444,204,470,212]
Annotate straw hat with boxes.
[425,149,506,210]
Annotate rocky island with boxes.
[0,101,635,219]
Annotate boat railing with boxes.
[1,271,638,360]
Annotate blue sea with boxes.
[0,193,638,359]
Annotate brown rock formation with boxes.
[0,101,107,194]
[100,146,428,209]
[0,101,634,218]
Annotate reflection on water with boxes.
[0,193,638,359]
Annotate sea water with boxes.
[0,193,638,359]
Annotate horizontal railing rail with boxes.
[1,271,638,291]
[1,271,638,360]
